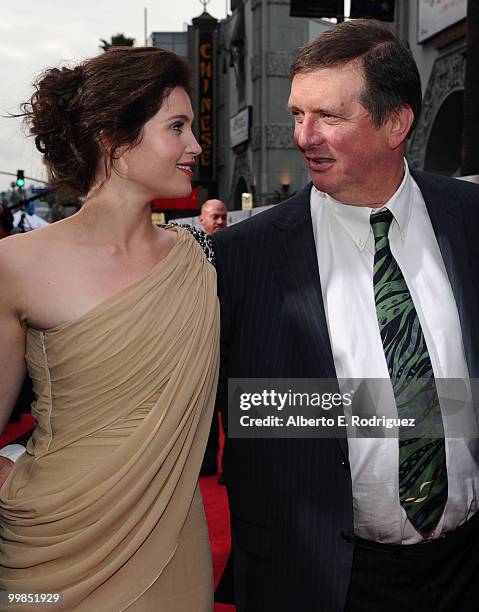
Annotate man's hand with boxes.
[0,455,14,488]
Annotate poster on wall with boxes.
[418,0,467,43]
[230,107,251,149]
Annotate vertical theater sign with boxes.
[192,9,218,186]
[198,30,214,182]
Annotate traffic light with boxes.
[16,170,25,188]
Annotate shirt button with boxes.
[359,239,364,248]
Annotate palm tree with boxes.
[462,1,479,175]
[99,33,135,52]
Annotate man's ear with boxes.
[387,105,414,149]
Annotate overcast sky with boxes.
[0,0,229,193]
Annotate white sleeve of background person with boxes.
[0,445,26,461]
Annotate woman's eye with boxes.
[172,122,184,132]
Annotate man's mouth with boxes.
[304,156,336,171]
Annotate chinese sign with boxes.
[198,31,214,182]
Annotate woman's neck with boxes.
[70,179,158,250]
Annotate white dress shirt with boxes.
[310,162,479,543]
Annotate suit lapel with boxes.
[413,171,479,378]
[268,185,348,457]
[268,184,336,379]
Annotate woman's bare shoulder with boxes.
[0,223,65,281]
[0,233,32,273]
[0,224,73,325]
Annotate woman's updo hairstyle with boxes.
[22,47,191,194]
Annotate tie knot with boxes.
[371,208,394,241]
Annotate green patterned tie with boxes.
[371,209,447,535]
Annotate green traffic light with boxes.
[16,170,25,188]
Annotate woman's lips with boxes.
[176,164,193,175]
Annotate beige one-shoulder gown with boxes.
[0,227,219,611]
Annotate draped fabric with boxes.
[0,226,219,611]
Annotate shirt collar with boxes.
[310,160,413,251]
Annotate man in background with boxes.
[199,198,228,236]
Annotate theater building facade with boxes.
[150,0,470,211]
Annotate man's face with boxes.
[200,200,228,234]
[288,62,394,205]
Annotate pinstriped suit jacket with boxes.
[212,171,479,612]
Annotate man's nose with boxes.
[295,116,323,151]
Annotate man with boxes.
[199,198,228,477]
[199,198,228,235]
[213,19,479,612]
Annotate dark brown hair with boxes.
[21,47,191,194]
[291,19,422,135]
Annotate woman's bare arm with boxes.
[0,241,27,484]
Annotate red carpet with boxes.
[200,423,235,611]
[1,414,235,610]
[0,413,34,446]
[200,474,234,611]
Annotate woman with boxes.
[0,48,219,610]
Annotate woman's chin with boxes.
[157,182,193,200]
